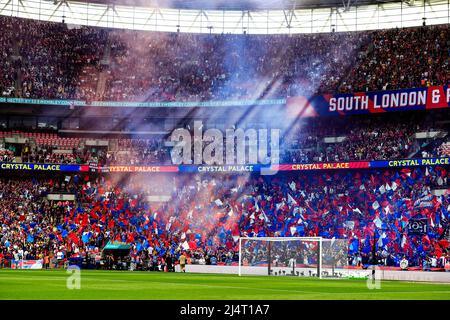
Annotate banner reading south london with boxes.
[286,85,450,117]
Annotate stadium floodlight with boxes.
[238,237,349,279]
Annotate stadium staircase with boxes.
[77,33,112,102]
[78,65,100,101]
[96,35,112,99]
[11,36,21,97]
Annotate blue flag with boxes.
[349,239,359,254]
[82,233,91,244]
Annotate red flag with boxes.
[188,241,197,250]
[438,239,450,248]
[80,214,89,227]
[69,232,79,245]
[435,243,443,258]
[90,206,99,220]
[127,232,135,243]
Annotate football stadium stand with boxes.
[0,1,449,278]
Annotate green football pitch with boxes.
[0,269,450,300]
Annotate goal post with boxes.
[238,237,348,278]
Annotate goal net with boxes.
[238,237,349,278]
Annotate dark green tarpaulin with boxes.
[103,241,131,258]
[103,241,131,250]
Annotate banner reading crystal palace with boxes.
[286,85,450,117]
[0,157,448,173]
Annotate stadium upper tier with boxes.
[0,15,448,103]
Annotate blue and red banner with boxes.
[286,85,450,117]
[11,260,43,269]
[0,162,88,172]
[0,157,448,173]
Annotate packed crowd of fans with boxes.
[0,149,15,162]
[0,166,449,270]
[0,16,448,102]
[437,142,450,157]
[0,16,107,100]
[0,16,449,273]
[281,114,442,163]
[0,110,446,166]
[106,139,171,166]
[21,143,87,164]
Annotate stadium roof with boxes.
[73,0,403,10]
[6,0,446,34]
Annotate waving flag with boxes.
[287,193,297,206]
[349,238,359,254]
[68,232,78,244]
[81,233,91,244]
[372,201,380,210]
[288,181,296,191]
